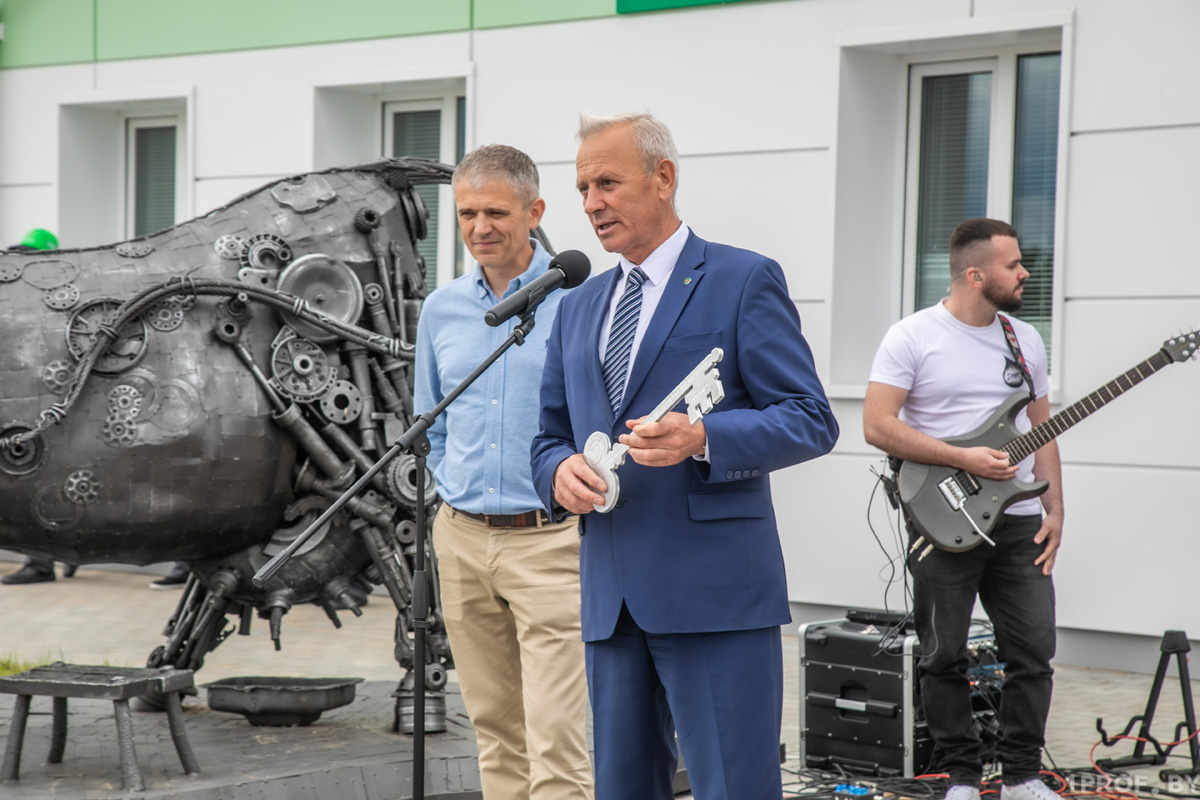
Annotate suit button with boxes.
[751,469,760,477]
[725,470,734,479]
[733,470,743,479]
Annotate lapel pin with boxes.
[683,277,692,285]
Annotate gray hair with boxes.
[452,144,540,208]
[577,111,679,204]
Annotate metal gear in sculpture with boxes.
[102,412,138,448]
[63,470,102,505]
[66,298,150,375]
[115,241,155,258]
[214,234,245,260]
[42,360,75,395]
[43,283,81,311]
[318,380,364,425]
[0,259,24,282]
[270,337,335,402]
[240,234,293,271]
[107,385,144,418]
[385,453,438,509]
[145,298,185,332]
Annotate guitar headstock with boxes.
[1163,330,1200,363]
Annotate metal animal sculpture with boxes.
[0,159,459,728]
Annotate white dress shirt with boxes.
[598,221,690,381]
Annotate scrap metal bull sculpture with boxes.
[0,158,463,729]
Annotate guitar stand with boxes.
[1095,629,1200,781]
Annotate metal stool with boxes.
[0,662,200,791]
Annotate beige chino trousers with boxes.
[433,504,593,800]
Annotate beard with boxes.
[984,282,1023,313]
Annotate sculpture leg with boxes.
[1,693,30,781]
[49,696,67,763]
[112,698,145,791]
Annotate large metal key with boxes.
[584,347,725,513]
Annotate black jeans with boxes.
[909,514,1056,787]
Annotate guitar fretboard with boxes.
[1004,350,1174,463]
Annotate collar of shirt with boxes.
[471,238,548,303]
[599,221,691,365]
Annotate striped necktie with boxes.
[602,266,647,414]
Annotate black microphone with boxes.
[484,250,591,327]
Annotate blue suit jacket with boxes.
[531,232,839,641]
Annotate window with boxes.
[904,52,1062,361]
[383,96,465,292]
[125,116,182,238]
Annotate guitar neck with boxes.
[1005,349,1175,463]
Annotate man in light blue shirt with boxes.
[413,145,593,800]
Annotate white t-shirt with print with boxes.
[869,300,1050,516]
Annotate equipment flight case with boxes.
[798,612,1001,777]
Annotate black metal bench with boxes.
[0,662,200,791]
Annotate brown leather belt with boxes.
[450,506,547,529]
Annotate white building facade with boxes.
[1,0,1196,669]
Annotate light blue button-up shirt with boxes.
[413,239,567,515]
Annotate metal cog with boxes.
[102,412,138,448]
[43,283,81,311]
[107,385,144,417]
[145,298,185,332]
[64,470,102,505]
[386,453,438,508]
[214,234,245,260]
[240,234,293,271]
[270,337,334,402]
[42,360,75,395]
[115,241,154,258]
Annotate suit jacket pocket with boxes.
[661,330,723,353]
[688,489,770,521]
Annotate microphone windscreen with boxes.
[549,250,591,288]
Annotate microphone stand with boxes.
[253,308,540,800]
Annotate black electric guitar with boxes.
[896,330,1199,554]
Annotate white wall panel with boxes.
[90,34,472,178]
[1063,126,1200,300]
[676,150,831,301]
[0,185,56,250]
[1064,0,1200,133]
[0,64,92,187]
[1054,463,1199,638]
[1053,298,1200,468]
[470,1,841,165]
[777,451,908,612]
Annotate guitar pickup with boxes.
[955,470,981,495]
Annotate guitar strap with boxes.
[997,314,1036,402]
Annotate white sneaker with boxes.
[944,786,981,800]
[1000,778,1060,800]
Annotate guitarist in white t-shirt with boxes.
[863,218,1064,800]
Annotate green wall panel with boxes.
[617,0,753,12]
[473,0,614,29]
[0,0,96,68]
[92,0,471,61]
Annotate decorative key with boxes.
[584,347,725,513]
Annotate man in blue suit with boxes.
[531,111,840,800]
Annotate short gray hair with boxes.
[452,144,540,208]
[577,111,679,204]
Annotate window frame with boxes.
[381,94,461,289]
[123,114,185,240]
[899,43,1067,382]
